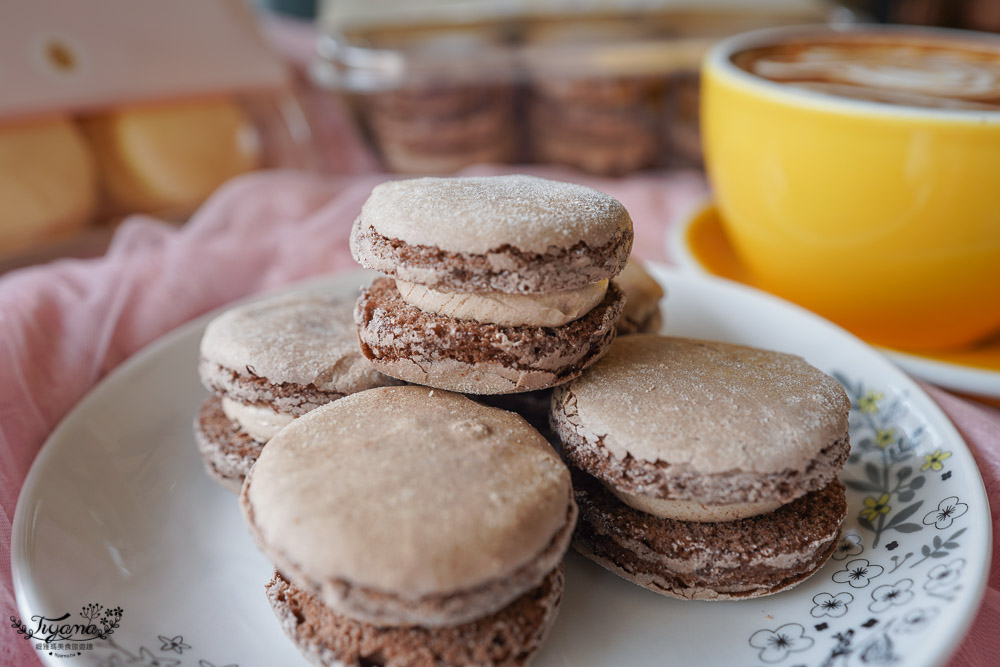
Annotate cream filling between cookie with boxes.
[609,486,783,522]
[221,397,295,443]
[395,279,608,327]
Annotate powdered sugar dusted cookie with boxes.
[351,175,631,394]
[551,334,851,599]
[241,386,576,666]
[194,290,399,491]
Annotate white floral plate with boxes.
[12,266,991,667]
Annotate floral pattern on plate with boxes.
[747,376,974,666]
[95,635,237,667]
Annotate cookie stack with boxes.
[528,76,663,176]
[521,22,664,176]
[365,83,516,174]
[551,335,851,599]
[351,174,632,394]
[195,291,398,491]
[241,386,577,666]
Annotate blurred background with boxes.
[2,0,997,272]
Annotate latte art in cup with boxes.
[732,38,1000,110]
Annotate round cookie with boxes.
[552,335,851,509]
[240,386,577,631]
[550,335,851,599]
[350,175,632,394]
[350,175,633,294]
[83,99,258,213]
[195,290,398,491]
[266,567,563,667]
[614,259,665,335]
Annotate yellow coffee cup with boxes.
[702,25,1000,351]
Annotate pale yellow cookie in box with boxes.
[0,118,97,253]
[84,98,259,213]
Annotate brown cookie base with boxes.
[572,471,846,600]
[193,395,265,493]
[355,278,624,394]
[551,386,851,505]
[350,225,632,294]
[266,566,564,667]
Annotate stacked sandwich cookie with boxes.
[241,386,577,667]
[551,335,851,600]
[195,291,399,491]
[351,174,632,394]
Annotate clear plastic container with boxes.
[312,0,849,175]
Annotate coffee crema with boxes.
[732,36,1000,110]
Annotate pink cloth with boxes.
[0,168,997,667]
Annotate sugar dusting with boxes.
[564,335,851,475]
[247,386,570,597]
[200,291,389,394]
[357,175,631,255]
